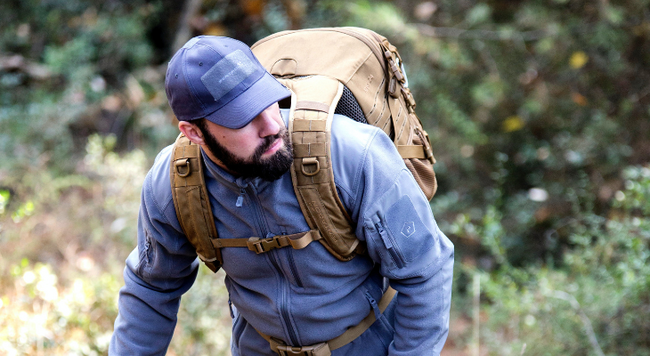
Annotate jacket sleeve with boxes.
[110,163,199,356]
[353,130,454,356]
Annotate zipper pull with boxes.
[236,188,245,208]
[375,221,393,249]
[365,291,381,321]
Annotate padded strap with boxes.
[256,287,397,355]
[282,76,363,262]
[170,134,221,273]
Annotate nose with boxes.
[254,105,281,137]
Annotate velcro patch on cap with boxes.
[201,49,256,102]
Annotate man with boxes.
[110,35,454,355]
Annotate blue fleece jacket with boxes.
[110,110,454,355]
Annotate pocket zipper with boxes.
[375,220,405,268]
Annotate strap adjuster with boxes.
[272,339,331,356]
[247,237,282,254]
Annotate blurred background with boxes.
[1,0,649,355]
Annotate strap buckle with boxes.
[273,339,331,356]
[416,128,435,164]
[384,48,405,98]
[247,236,282,254]
[401,87,417,112]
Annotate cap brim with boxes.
[204,72,291,129]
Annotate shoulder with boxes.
[329,114,407,211]
[330,113,405,180]
[142,144,177,226]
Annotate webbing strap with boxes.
[397,144,426,159]
[282,76,363,262]
[170,134,222,273]
[211,230,323,254]
[256,287,397,355]
[295,100,330,113]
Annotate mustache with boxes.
[251,128,288,160]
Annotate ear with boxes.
[178,121,206,145]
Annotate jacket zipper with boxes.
[375,220,405,269]
[286,249,304,288]
[235,188,245,208]
[268,252,300,345]
[247,186,301,345]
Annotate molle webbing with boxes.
[170,134,221,272]
[283,76,363,261]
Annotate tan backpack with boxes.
[170,27,437,273]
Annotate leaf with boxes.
[502,116,525,132]
[570,51,588,69]
[571,92,588,106]
[0,189,9,215]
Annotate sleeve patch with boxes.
[383,195,434,264]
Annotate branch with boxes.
[172,0,204,52]
[549,290,606,356]
[0,55,52,80]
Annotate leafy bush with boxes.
[471,165,650,355]
[1,0,649,354]
[0,135,145,355]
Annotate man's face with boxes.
[196,103,293,181]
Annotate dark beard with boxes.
[196,120,293,181]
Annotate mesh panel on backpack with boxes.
[335,86,367,124]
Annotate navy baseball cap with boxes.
[165,36,291,129]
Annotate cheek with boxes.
[227,135,261,158]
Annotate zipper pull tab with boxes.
[236,189,245,208]
[365,291,382,321]
[375,221,393,249]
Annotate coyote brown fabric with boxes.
[251,27,437,200]
[282,76,361,261]
[169,134,221,272]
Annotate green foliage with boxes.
[0,134,146,355]
[1,0,649,354]
[322,1,650,353]
[0,0,170,183]
[0,190,10,215]
[449,164,650,355]
[1,259,120,356]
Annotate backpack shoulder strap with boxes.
[170,134,326,269]
[281,76,363,261]
[169,134,222,272]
